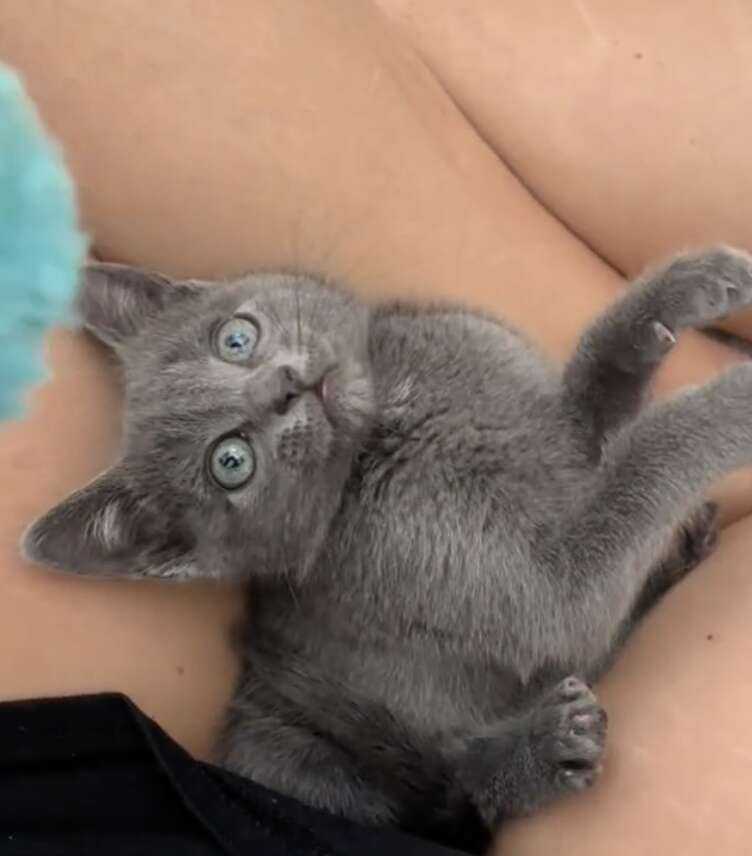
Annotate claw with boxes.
[652,320,676,348]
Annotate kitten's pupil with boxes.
[226,332,249,353]
[216,317,258,362]
[219,450,242,469]
[210,436,255,489]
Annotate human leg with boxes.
[377,0,752,343]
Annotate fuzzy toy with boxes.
[0,66,86,419]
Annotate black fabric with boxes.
[0,693,472,856]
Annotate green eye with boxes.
[209,436,255,489]
[216,317,258,362]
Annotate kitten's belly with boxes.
[285,422,595,721]
[252,598,526,732]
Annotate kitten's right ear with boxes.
[21,464,199,580]
[21,465,149,575]
[78,262,200,347]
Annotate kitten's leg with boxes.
[533,362,752,667]
[217,704,398,827]
[458,676,606,827]
[630,501,719,626]
[590,502,720,676]
[217,663,465,833]
[563,247,752,457]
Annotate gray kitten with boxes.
[23,248,752,851]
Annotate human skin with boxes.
[0,1,751,853]
[377,0,752,341]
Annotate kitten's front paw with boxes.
[531,676,607,794]
[660,246,752,329]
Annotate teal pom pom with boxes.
[0,66,87,419]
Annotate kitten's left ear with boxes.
[22,466,199,580]
[78,262,201,348]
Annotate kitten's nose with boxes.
[272,365,304,415]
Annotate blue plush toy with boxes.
[0,66,86,419]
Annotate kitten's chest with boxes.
[311,313,589,635]
[362,312,581,503]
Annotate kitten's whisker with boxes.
[263,301,286,338]
[295,282,302,351]
[314,201,345,279]
[278,512,301,612]
[306,300,320,351]
[285,566,301,612]
[290,202,304,275]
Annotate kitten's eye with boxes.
[209,436,256,489]
[216,317,258,362]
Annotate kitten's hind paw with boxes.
[531,676,607,795]
[463,676,608,826]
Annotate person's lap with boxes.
[0,1,750,853]
[0,329,241,758]
[376,0,752,340]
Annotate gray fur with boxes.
[22,247,752,851]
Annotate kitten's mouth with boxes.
[313,373,336,420]
[311,366,372,433]
[314,374,331,406]
[313,368,349,427]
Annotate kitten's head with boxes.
[23,263,375,582]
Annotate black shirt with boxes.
[0,693,474,856]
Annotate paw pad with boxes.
[534,675,607,795]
